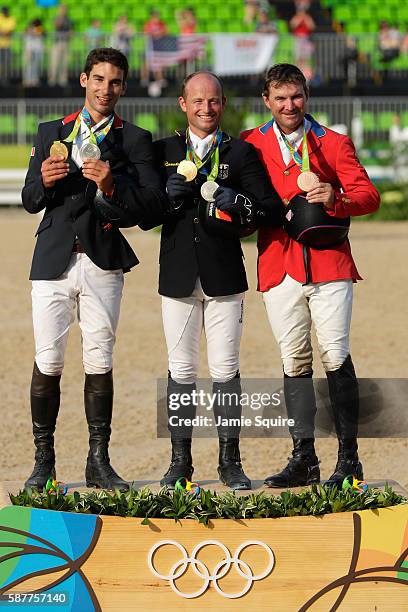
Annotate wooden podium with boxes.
[0,481,407,611]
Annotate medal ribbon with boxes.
[281,126,310,174]
[186,127,223,182]
[63,107,114,145]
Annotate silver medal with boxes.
[200,180,219,202]
[80,142,101,161]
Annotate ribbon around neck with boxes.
[280,124,310,174]
[185,127,223,182]
[63,107,114,146]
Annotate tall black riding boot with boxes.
[84,371,129,491]
[325,355,363,487]
[213,374,251,490]
[25,363,61,491]
[160,375,195,488]
[264,372,320,488]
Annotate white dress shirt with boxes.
[188,128,217,161]
[71,114,112,168]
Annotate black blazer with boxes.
[22,111,167,280]
[143,131,283,298]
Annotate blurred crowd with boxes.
[0,1,406,91]
[0,1,317,89]
[0,4,204,89]
[244,0,316,80]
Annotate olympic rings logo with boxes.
[147,539,275,599]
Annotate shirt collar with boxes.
[273,117,312,148]
[79,114,111,137]
[188,128,217,149]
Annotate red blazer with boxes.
[241,115,380,291]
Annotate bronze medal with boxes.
[297,171,319,192]
[50,141,68,161]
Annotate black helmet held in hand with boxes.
[200,199,257,238]
[283,195,350,249]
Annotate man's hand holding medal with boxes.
[41,142,69,188]
[82,159,114,194]
[305,181,335,209]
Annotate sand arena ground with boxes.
[1,209,407,490]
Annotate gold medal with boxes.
[50,141,68,161]
[177,160,197,182]
[297,171,319,192]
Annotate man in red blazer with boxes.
[242,64,380,488]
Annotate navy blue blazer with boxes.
[22,111,166,280]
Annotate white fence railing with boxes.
[0,97,407,146]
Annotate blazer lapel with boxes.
[58,119,78,174]
[263,127,287,172]
[219,131,232,156]
[98,127,116,159]
[305,129,322,159]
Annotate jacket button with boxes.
[72,194,79,200]
[193,198,199,204]
[284,170,290,176]
[194,236,200,243]
[193,217,199,224]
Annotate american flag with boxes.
[146,34,207,70]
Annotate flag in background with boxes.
[146,34,207,70]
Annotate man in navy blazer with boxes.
[22,47,166,492]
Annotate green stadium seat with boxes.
[0,114,16,135]
[276,20,289,34]
[377,111,394,130]
[134,113,159,134]
[40,113,61,123]
[334,6,353,22]
[356,7,371,21]
[360,111,376,131]
[357,35,376,55]
[132,6,150,21]
[23,114,40,135]
[375,6,393,21]
[313,112,330,125]
[243,113,270,130]
[400,111,408,128]
[217,6,232,20]
[226,21,243,32]
[350,21,368,34]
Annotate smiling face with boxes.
[80,62,126,123]
[263,81,308,134]
[178,74,226,138]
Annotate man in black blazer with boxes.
[145,71,283,490]
[22,47,166,492]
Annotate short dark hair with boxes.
[83,47,129,82]
[181,71,224,99]
[262,63,308,97]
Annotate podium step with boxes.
[1,479,406,506]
